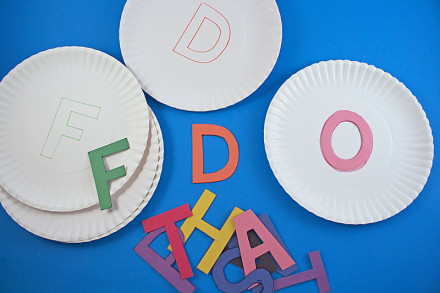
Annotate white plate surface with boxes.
[264,60,434,224]
[0,47,149,211]
[120,0,282,111]
[0,107,163,243]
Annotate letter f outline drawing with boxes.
[40,97,101,159]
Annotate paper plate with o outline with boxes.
[264,60,434,224]
[0,46,150,212]
[120,0,282,111]
[0,107,163,243]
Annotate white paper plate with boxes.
[120,0,282,111]
[0,47,150,212]
[264,60,434,224]
[0,107,163,243]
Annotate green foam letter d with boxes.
[88,138,130,210]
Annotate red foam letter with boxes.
[192,124,239,183]
[134,227,196,293]
[142,204,193,279]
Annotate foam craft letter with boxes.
[173,2,231,63]
[228,213,298,277]
[168,189,243,274]
[192,124,239,183]
[228,249,274,275]
[88,138,130,210]
[228,232,277,275]
[41,97,101,159]
[234,210,296,277]
[273,251,331,293]
[320,110,373,172]
[142,204,193,279]
[212,248,274,293]
[134,227,195,293]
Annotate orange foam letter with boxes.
[192,124,239,183]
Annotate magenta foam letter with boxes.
[234,210,296,276]
[320,110,373,172]
[134,227,195,293]
[227,213,297,276]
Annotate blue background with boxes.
[0,0,439,292]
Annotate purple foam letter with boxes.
[273,251,330,292]
[134,227,195,293]
[212,247,274,293]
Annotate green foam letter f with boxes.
[88,138,130,210]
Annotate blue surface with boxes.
[0,0,439,292]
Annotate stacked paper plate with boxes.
[0,47,163,242]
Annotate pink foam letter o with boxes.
[320,110,373,172]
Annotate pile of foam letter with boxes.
[134,189,331,293]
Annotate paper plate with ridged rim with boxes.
[0,107,163,243]
[264,60,434,224]
[120,0,282,111]
[0,46,149,212]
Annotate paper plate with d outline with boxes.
[120,0,282,111]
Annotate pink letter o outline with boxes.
[320,110,373,172]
